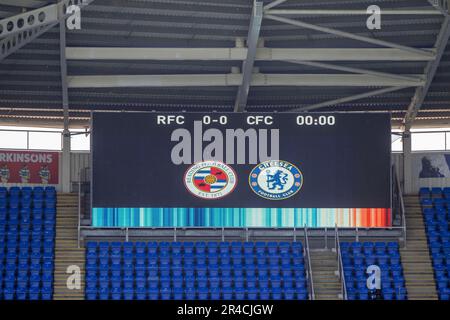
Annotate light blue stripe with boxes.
[92,207,390,228]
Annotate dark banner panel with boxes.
[92,112,391,228]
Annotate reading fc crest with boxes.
[184,160,237,199]
[249,160,303,200]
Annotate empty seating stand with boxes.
[85,241,308,300]
[421,187,450,300]
[340,241,407,300]
[0,186,56,300]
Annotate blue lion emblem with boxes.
[249,160,303,200]
[266,170,288,190]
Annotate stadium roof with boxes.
[0,0,449,128]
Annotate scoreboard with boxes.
[91,112,392,228]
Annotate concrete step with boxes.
[310,250,342,300]
[54,194,86,300]
[401,195,438,300]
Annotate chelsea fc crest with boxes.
[249,160,303,200]
[184,160,237,199]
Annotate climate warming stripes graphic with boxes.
[92,208,391,228]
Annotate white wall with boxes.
[70,152,90,182]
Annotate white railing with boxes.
[77,180,81,249]
[395,165,407,247]
[335,225,348,300]
[76,166,90,248]
[304,225,315,300]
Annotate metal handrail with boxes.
[394,165,407,247]
[76,166,90,248]
[77,180,81,249]
[304,225,315,300]
[335,225,347,300]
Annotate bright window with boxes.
[0,130,28,149]
[28,131,62,150]
[392,134,403,152]
[412,132,446,151]
[71,131,90,151]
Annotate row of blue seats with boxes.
[426,224,449,234]
[86,268,305,279]
[0,265,53,276]
[1,251,54,260]
[86,262,305,272]
[86,272,306,281]
[347,288,406,300]
[342,256,401,265]
[0,216,55,224]
[341,241,399,249]
[1,231,55,241]
[0,287,53,300]
[422,196,450,301]
[87,241,303,254]
[86,256,304,264]
[0,275,53,289]
[0,204,56,211]
[432,256,450,267]
[0,209,56,218]
[424,209,449,219]
[0,224,55,234]
[86,287,309,300]
[1,187,56,300]
[421,199,450,208]
[420,187,450,196]
[429,243,450,256]
[0,186,55,196]
[0,199,56,208]
[87,280,307,291]
[346,278,405,290]
[424,198,450,206]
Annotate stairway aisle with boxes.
[310,249,342,300]
[400,195,438,300]
[53,193,86,300]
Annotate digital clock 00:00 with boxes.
[296,115,336,126]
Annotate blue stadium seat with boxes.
[84,241,309,301]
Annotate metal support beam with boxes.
[404,16,450,129]
[265,9,442,15]
[0,0,94,62]
[234,0,263,112]
[67,74,424,88]
[0,0,94,39]
[265,14,434,59]
[0,22,57,61]
[59,6,71,193]
[59,10,69,132]
[427,0,449,15]
[65,47,435,62]
[264,0,289,10]
[285,60,422,83]
[289,87,409,112]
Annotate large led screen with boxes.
[92,112,391,228]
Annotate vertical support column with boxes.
[62,134,71,192]
[60,10,71,192]
[403,131,413,195]
[234,0,263,112]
